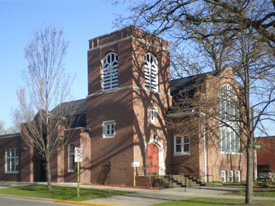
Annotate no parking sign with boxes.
[75,147,83,162]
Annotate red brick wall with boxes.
[204,68,247,182]
[168,68,248,182]
[131,34,171,182]
[87,90,134,185]
[61,129,91,183]
[0,136,21,181]
[169,119,200,179]
[257,136,275,172]
[88,32,133,95]
[79,130,91,184]
[0,135,36,182]
[63,131,79,183]
[50,149,58,182]
[87,27,171,186]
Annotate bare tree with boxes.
[117,0,275,204]
[0,121,6,135]
[13,26,75,191]
[0,120,20,134]
[116,0,275,47]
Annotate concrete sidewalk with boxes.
[1,182,275,206]
[82,185,275,206]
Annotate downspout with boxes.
[200,112,207,183]
[193,111,207,182]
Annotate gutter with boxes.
[65,127,91,132]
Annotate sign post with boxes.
[75,147,83,197]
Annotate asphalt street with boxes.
[0,194,76,206]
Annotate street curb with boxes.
[52,199,122,206]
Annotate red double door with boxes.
[146,143,159,174]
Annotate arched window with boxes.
[102,52,118,91]
[144,53,158,92]
[219,84,240,153]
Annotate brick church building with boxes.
[0,27,247,186]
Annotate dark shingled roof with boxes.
[170,74,206,96]
[51,99,86,128]
[0,132,20,139]
[170,70,222,96]
[56,98,86,116]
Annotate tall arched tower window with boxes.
[144,53,158,92]
[102,52,118,91]
[219,83,240,153]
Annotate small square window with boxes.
[221,170,226,182]
[102,120,116,138]
[150,107,158,124]
[174,136,190,155]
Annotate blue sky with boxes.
[0,0,131,129]
[0,0,274,136]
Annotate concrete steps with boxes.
[157,175,204,188]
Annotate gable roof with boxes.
[170,73,207,96]
[51,98,86,128]
[170,69,225,96]
[52,98,86,115]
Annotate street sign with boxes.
[131,162,140,167]
[75,147,83,162]
[74,147,82,197]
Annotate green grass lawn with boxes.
[152,197,275,206]
[255,189,275,197]
[229,188,275,197]
[0,185,132,201]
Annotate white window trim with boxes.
[221,170,226,182]
[229,170,234,182]
[4,171,19,174]
[219,84,240,154]
[5,148,19,174]
[220,151,242,155]
[102,120,116,138]
[219,126,241,155]
[173,135,190,156]
[237,170,241,182]
[150,106,158,124]
[68,143,75,173]
[102,52,118,92]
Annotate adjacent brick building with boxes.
[257,136,275,174]
[0,27,247,185]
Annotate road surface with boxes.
[0,194,76,206]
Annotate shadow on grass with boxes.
[0,185,132,201]
[228,187,275,197]
[154,198,275,206]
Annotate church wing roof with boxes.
[170,69,223,96]
[168,69,226,114]
[0,132,21,139]
[51,98,86,128]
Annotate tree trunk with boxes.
[243,42,253,204]
[46,156,52,191]
[245,144,254,204]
